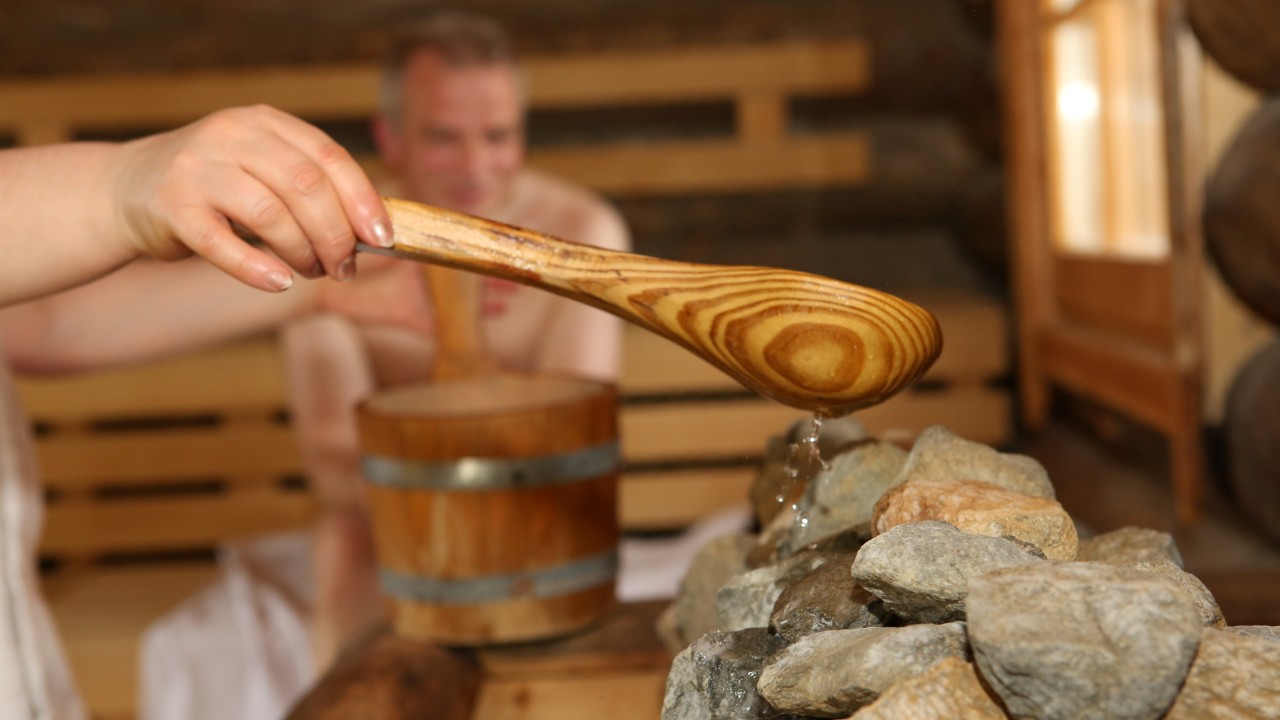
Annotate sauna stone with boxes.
[661,627,787,720]
[845,657,1008,720]
[1165,628,1280,719]
[1225,624,1280,643]
[670,533,757,646]
[752,417,871,530]
[757,622,969,717]
[1122,558,1226,629]
[895,425,1055,499]
[967,562,1201,720]
[769,553,886,643]
[1076,526,1184,567]
[849,520,1045,624]
[715,551,828,632]
[872,479,1078,561]
[786,439,909,553]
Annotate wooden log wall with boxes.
[1188,0,1280,537]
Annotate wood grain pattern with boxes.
[383,198,943,417]
[357,375,619,644]
[425,265,499,382]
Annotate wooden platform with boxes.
[287,601,671,720]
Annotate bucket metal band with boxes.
[361,441,619,491]
[378,549,618,605]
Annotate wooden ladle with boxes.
[362,198,943,417]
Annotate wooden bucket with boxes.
[356,373,619,645]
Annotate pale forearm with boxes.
[0,106,393,310]
[0,143,138,305]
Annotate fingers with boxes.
[155,106,393,289]
[171,205,297,292]
[235,130,349,280]
[259,109,394,251]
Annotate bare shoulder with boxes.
[515,170,631,252]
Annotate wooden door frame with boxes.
[997,0,1206,524]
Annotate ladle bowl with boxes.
[365,197,943,417]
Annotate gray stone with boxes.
[1224,624,1280,643]
[1122,558,1225,628]
[896,425,1056,499]
[661,627,787,720]
[716,552,828,631]
[757,622,969,717]
[770,553,886,643]
[752,417,869,528]
[1077,526,1184,568]
[850,520,1045,623]
[672,533,756,646]
[967,562,1202,720]
[847,657,1009,720]
[787,439,909,552]
[1165,627,1280,719]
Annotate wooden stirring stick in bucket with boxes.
[422,263,500,382]
[361,198,943,417]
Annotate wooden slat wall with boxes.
[22,294,1009,552]
[0,41,871,196]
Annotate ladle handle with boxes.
[381,198,942,416]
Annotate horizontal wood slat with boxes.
[528,41,871,108]
[41,492,316,556]
[0,41,869,131]
[527,134,870,195]
[620,468,755,531]
[621,401,810,462]
[621,385,1011,466]
[36,422,300,489]
[1054,256,1176,350]
[1038,324,1182,433]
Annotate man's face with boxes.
[383,51,525,216]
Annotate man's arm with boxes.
[0,105,391,307]
[0,254,428,376]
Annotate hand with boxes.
[111,105,394,292]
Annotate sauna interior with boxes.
[1,0,1278,718]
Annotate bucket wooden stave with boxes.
[357,374,619,645]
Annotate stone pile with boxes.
[659,424,1280,720]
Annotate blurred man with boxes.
[284,11,631,667]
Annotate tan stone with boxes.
[1165,628,1280,719]
[872,479,1079,561]
[846,657,1008,719]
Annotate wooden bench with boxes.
[3,39,1011,719]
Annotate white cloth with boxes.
[140,505,750,720]
[0,349,87,720]
[139,533,315,720]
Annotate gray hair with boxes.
[379,11,519,126]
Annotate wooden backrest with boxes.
[22,301,1009,562]
[0,40,870,195]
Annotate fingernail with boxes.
[269,270,294,291]
[336,256,356,282]
[371,218,394,248]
